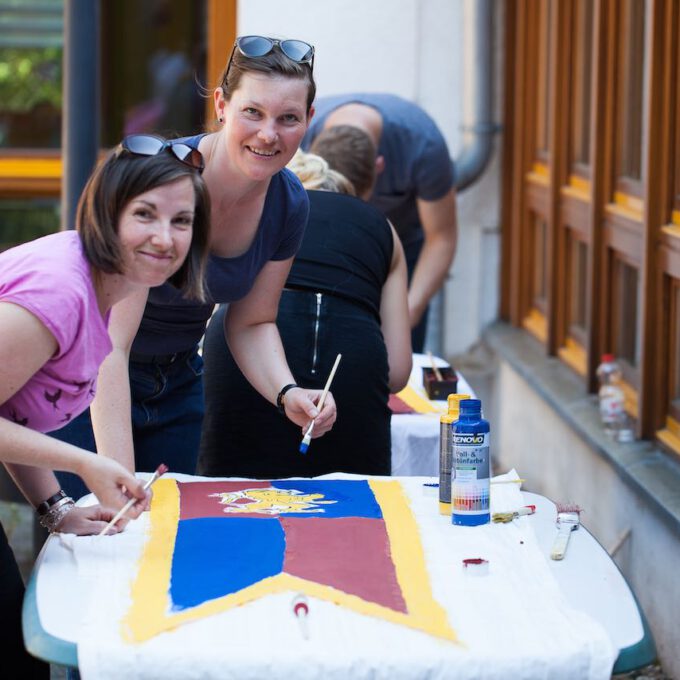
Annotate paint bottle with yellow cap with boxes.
[439,393,471,515]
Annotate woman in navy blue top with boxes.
[199,147,412,478]
[53,37,337,493]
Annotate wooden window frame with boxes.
[502,0,680,454]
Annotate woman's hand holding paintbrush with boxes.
[277,368,339,441]
[98,464,168,536]
[300,354,342,453]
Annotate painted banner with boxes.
[124,478,456,643]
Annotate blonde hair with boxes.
[287,150,356,196]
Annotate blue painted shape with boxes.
[272,479,383,518]
[170,517,285,610]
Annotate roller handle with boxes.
[550,526,574,560]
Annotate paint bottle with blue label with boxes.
[452,399,490,526]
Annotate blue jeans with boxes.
[52,348,205,499]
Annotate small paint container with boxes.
[462,557,489,576]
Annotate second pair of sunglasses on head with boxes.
[120,135,205,173]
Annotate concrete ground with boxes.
[0,499,671,679]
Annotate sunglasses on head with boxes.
[120,134,205,173]
[236,35,314,65]
[224,35,315,84]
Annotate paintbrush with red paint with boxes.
[98,463,168,537]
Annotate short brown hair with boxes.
[310,125,377,197]
[219,44,316,113]
[76,146,211,301]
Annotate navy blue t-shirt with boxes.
[132,134,309,355]
[303,93,455,246]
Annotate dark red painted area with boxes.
[281,517,408,613]
[178,481,272,519]
[388,394,415,414]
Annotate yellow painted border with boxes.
[394,384,441,414]
[369,480,456,641]
[123,479,457,644]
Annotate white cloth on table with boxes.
[59,471,615,680]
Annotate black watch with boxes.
[276,383,298,414]
[37,489,67,517]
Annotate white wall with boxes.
[237,0,501,356]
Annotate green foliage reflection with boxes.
[0,47,62,113]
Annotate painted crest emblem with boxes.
[208,487,336,515]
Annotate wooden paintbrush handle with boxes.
[428,351,444,381]
[550,526,573,560]
[317,354,341,411]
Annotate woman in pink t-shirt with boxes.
[0,135,210,676]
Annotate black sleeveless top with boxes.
[286,190,393,320]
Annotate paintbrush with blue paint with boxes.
[299,353,341,453]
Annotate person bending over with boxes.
[304,94,458,352]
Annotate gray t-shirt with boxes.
[303,93,455,246]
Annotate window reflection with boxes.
[613,257,639,368]
[532,214,548,312]
[0,0,63,149]
[616,0,646,184]
[675,36,680,214]
[569,0,593,171]
[0,197,60,250]
[535,0,552,159]
[568,233,587,335]
[671,281,680,412]
[101,0,207,147]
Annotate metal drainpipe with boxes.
[61,0,100,230]
[455,0,498,191]
[429,0,499,356]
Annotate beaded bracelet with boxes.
[39,497,75,533]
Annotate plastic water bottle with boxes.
[451,399,490,526]
[596,354,634,442]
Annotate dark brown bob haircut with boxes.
[76,146,211,301]
[310,125,377,198]
[219,45,316,114]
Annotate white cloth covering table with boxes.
[23,470,628,680]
